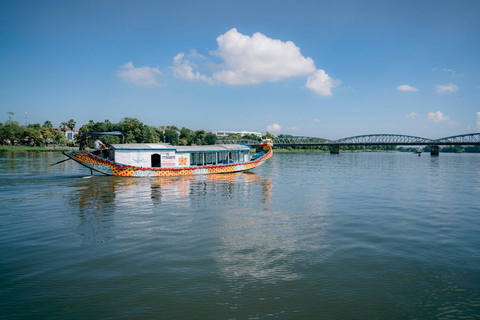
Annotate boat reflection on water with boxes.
[67,172,273,245]
[262,177,273,207]
[69,172,267,211]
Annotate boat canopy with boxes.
[110,143,250,152]
[82,131,123,136]
[111,143,175,150]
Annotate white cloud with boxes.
[428,111,450,122]
[305,70,341,96]
[117,62,162,87]
[477,112,480,131]
[171,28,340,96]
[432,67,464,77]
[435,83,459,93]
[397,85,418,92]
[267,123,282,132]
[170,53,214,85]
[212,28,316,85]
[406,112,420,120]
[313,118,320,122]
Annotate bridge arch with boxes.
[434,133,480,144]
[216,133,480,148]
[333,134,431,145]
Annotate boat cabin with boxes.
[107,143,252,168]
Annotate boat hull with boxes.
[62,149,272,177]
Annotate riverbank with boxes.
[0,145,79,152]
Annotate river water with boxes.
[1,151,479,319]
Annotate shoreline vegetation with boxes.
[0,145,472,154]
[1,115,479,153]
[0,145,82,152]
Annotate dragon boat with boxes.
[62,138,273,177]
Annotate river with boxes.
[1,151,479,319]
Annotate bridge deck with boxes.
[218,133,480,147]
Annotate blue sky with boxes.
[1,0,479,139]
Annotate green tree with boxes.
[67,119,76,131]
[0,122,4,144]
[24,124,43,146]
[441,146,463,153]
[243,133,262,141]
[225,133,242,140]
[42,120,53,130]
[142,125,160,143]
[193,130,207,145]
[179,127,195,145]
[205,132,217,145]
[52,130,67,146]
[263,132,276,139]
[41,126,53,146]
[118,117,144,143]
[163,125,180,145]
[2,120,23,145]
[465,145,480,153]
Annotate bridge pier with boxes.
[430,145,440,156]
[330,145,340,154]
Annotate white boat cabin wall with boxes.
[109,144,252,168]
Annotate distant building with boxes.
[52,127,79,142]
[210,130,262,138]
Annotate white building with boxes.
[52,127,78,142]
[210,130,262,138]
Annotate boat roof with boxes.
[83,131,123,136]
[111,143,175,150]
[111,143,250,152]
[176,144,250,153]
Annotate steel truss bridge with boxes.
[219,133,480,155]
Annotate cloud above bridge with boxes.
[267,123,282,132]
[428,111,450,122]
[407,111,453,124]
[170,28,341,96]
[432,67,464,78]
[397,85,418,92]
[117,62,163,87]
[171,52,214,85]
[406,112,420,120]
[306,70,341,96]
[435,83,459,93]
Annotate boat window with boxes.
[231,151,240,163]
[151,153,161,167]
[240,150,249,162]
[190,153,204,166]
[218,151,228,164]
[205,152,216,165]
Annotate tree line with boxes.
[0,114,77,147]
[77,117,219,146]
[1,113,479,152]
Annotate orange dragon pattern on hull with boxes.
[63,149,273,177]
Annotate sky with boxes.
[0,0,479,139]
